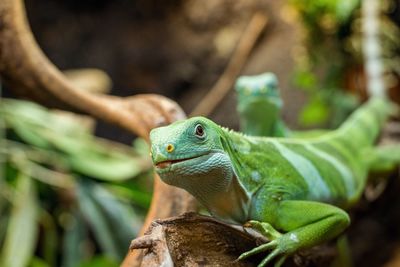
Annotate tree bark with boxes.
[129,213,337,267]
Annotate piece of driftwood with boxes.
[129,212,337,267]
[0,0,187,139]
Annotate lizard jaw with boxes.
[155,155,206,170]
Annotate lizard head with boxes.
[149,116,233,194]
[235,72,282,108]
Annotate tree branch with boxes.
[0,0,187,139]
[0,2,198,267]
[190,12,268,117]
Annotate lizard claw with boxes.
[238,240,277,260]
[244,220,282,240]
[258,251,287,267]
[236,240,287,267]
[238,231,296,267]
[238,240,286,267]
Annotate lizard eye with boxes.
[194,124,205,138]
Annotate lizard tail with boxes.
[335,98,391,148]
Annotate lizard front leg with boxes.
[239,200,350,267]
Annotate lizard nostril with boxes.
[166,144,174,153]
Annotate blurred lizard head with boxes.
[235,72,282,108]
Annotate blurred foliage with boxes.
[290,0,400,127]
[0,99,153,267]
[290,0,361,128]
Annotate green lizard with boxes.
[235,73,399,173]
[235,72,288,137]
[149,97,399,267]
[235,72,329,138]
[236,72,353,267]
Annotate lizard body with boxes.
[235,72,400,173]
[235,72,328,138]
[150,97,395,266]
[235,72,288,137]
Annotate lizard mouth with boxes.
[155,155,204,169]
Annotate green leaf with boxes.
[10,120,50,149]
[0,214,9,246]
[299,96,330,126]
[335,0,359,22]
[42,130,147,181]
[2,99,50,128]
[41,130,89,155]
[39,212,58,267]
[1,174,38,267]
[90,184,140,249]
[69,153,142,181]
[2,99,85,137]
[77,182,120,260]
[3,99,149,181]
[77,181,141,260]
[29,257,50,267]
[132,138,150,157]
[293,69,317,91]
[61,210,88,267]
[105,184,151,210]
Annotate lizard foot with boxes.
[245,220,282,240]
[240,221,295,267]
[238,239,287,267]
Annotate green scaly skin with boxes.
[149,97,400,267]
[235,72,400,173]
[237,72,354,266]
[235,73,288,137]
[235,72,327,138]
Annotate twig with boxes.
[190,12,268,117]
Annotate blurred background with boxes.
[1,0,400,267]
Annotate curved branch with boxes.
[0,2,197,267]
[0,0,185,139]
[190,12,268,117]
